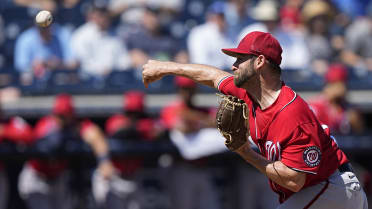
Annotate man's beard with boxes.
[234,62,254,88]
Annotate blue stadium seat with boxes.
[104,70,144,93]
[0,67,19,88]
[21,70,92,95]
[47,70,93,94]
[348,71,372,90]
[144,75,176,94]
[281,69,324,91]
[1,6,34,69]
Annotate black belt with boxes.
[338,163,354,173]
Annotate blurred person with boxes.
[224,0,255,43]
[14,23,78,84]
[107,0,184,20]
[13,0,57,12]
[93,90,165,209]
[301,0,336,75]
[342,15,372,73]
[0,103,33,209]
[124,6,187,70]
[239,0,310,70]
[308,63,365,135]
[330,0,369,19]
[70,4,131,78]
[187,1,235,70]
[161,76,227,209]
[18,94,115,209]
[279,0,304,32]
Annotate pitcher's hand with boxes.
[142,60,174,88]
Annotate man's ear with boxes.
[255,55,266,70]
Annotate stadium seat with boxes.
[0,67,19,88]
[104,70,145,93]
[281,69,324,91]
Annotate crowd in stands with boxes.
[0,0,371,95]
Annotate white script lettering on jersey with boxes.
[265,141,281,161]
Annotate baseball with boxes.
[35,10,53,27]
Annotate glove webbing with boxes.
[216,94,249,144]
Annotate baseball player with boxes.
[142,31,368,208]
[18,94,115,209]
[0,115,33,209]
[92,91,162,209]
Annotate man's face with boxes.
[90,10,110,30]
[38,27,52,42]
[232,55,256,87]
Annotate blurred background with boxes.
[0,0,372,208]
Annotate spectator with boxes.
[14,23,77,84]
[93,90,165,209]
[161,76,227,209]
[279,0,304,32]
[302,0,335,75]
[330,0,368,19]
[187,1,234,70]
[342,15,372,74]
[308,63,365,135]
[239,0,310,71]
[13,0,57,12]
[70,4,131,78]
[18,94,115,209]
[224,0,255,43]
[107,0,184,20]
[123,6,187,69]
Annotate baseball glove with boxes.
[216,94,249,151]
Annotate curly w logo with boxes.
[265,141,281,161]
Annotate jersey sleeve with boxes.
[280,123,323,175]
[105,114,130,136]
[3,117,34,144]
[34,116,60,140]
[217,76,252,103]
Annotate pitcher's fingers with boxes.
[142,78,148,88]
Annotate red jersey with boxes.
[29,116,95,178]
[0,117,33,171]
[105,114,159,176]
[218,76,348,203]
[161,100,212,131]
[308,96,350,134]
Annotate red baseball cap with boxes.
[325,64,348,83]
[124,91,145,112]
[222,31,283,66]
[53,94,75,116]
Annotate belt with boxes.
[338,163,354,173]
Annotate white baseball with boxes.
[35,10,53,27]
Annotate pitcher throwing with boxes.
[142,31,368,209]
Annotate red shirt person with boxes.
[105,91,162,176]
[161,76,214,133]
[308,64,365,135]
[28,94,113,178]
[142,31,368,209]
[0,114,33,209]
[218,76,348,202]
[18,94,114,209]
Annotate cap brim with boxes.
[221,48,252,57]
